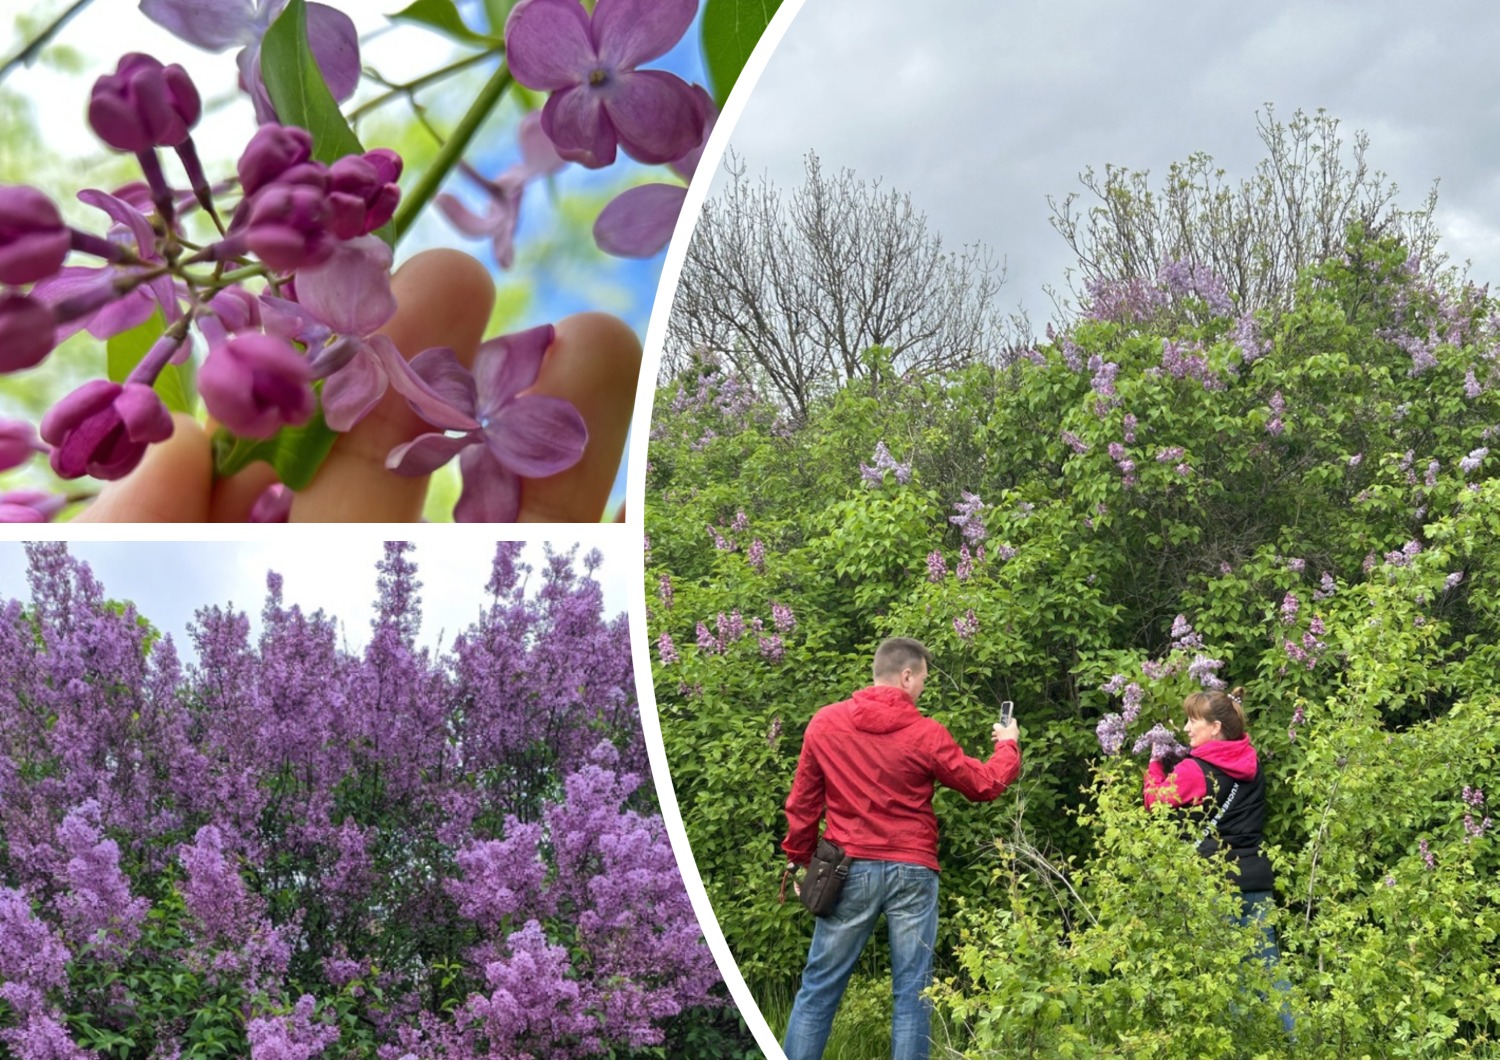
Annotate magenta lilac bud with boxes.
[327,154,401,238]
[242,183,337,272]
[199,334,315,439]
[88,53,201,152]
[0,294,57,373]
[0,420,45,473]
[237,124,314,198]
[0,187,70,285]
[40,379,173,480]
[0,489,67,522]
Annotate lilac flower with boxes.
[1463,815,1491,842]
[731,509,749,532]
[1286,557,1306,574]
[247,996,340,1061]
[384,324,588,522]
[1188,654,1225,689]
[1122,413,1137,443]
[1170,614,1202,651]
[771,602,796,632]
[927,551,948,582]
[996,543,1017,561]
[956,545,974,582]
[657,573,673,608]
[949,491,987,543]
[707,524,733,550]
[0,186,71,285]
[1141,659,1170,681]
[199,332,315,438]
[1156,446,1185,463]
[1096,713,1126,756]
[1426,458,1441,487]
[1463,786,1485,807]
[1281,592,1300,625]
[0,419,45,474]
[1061,429,1089,454]
[747,538,767,573]
[656,631,678,664]
[1465,366,1483,398]
[0,294,56,373]
[1348,453,1363,468]
[694,621,718,654]
[1461,448,1488,475]
[1101,673,1127,696]
[1122,682,1144,723]
[1314,571,1337,600]
[438,114,567,269]
[716,610,745,644]
[954,609,979,642]
[140,0,361,125]
[505,0,709,168]
[767,716,783,745]
[40,378,174,481]
[1420,838,1436,869]
[759,635,784,663]
[1133,722,1189,762]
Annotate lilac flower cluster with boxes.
[1281,592,1300,624]
[927,550,948,582]
[1266,391,1287,436]
[1158,258,1233,317]
[657,631,679,664]
[860,440,913,485]
[1132,723,1189,762]
[1061,429,1090,455]
[1096,713,1127,756]
[954,609,979,642]
[957,545,975,581]
[1460,447,1489,476]
[1157,338,1224,390]
[748,538,767,572]
[1187,654,1226,689]
[0,542,721,1056]
[1107,441,1137,488]
[1313,571,1338,600]
[1082,274,1166,325]
[949,491,987,543]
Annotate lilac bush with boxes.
[0,542,725,1058]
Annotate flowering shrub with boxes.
[0,0,778,521]
[647,223,1500,1056]
[0,541,731,1059]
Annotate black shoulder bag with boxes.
[784,837,855,917]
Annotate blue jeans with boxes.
[782,860,939,1060]
[1238,890,1295,1036]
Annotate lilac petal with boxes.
[482,393,587,477]
[454,444,522,522]
[30,268,110,342]
[473,324,555,408]
[594,182,685,258]
[77,188,158,257]
[147,275,182,324]
[505,0,596,90]
[115,383,174,442]
[320,346,386,431]
[372,335,480,430]
[239,45,279,124]
[541,85,616,168]
[435,192,504,238]
[386,431,474,476]
[670,86,716,182]
[305,3,362,102]
[86,289,158,340]
[516,111,567,179]
[294,236,396,336]
[605,69,707,165]
[139,0,257,51]
[594,0,696,70]
[407,344,480,415]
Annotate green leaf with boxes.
[391,0,498,45]
[261,0,365,165]
[105,308,196,414]
[701,0,781,109]
[212,408,339,492]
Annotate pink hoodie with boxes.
[1143,736,1259,807]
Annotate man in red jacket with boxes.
[780,637,1021,1060]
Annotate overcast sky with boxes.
[0,537,631,663]
[718,0,1500,326]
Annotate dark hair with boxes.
[1183,686,1247,740]
[872,637,932,679]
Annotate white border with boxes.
[628,3,810,1059]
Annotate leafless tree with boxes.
[1048,107,1447,315]
[667,152,1005,422]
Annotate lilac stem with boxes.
[124,316,192,388]
[134,148,176,227]
[69,229,125,262]
[174,138,224,235]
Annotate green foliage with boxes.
[646,225,1500,1056]
[106,310,195,415]
[701,0,783,108]
[260,0,366,165]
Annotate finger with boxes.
[207,460,280,522]
[74,413,212,522]
[290,249,495,522]
[517,311,641,523]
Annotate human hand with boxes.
[74,250,641,522]
[993,719,1020,743]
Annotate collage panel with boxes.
[645,2,1500,1060]
[0,537,762,1059]
[0,0,779,525]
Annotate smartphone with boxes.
[999,701,1014,727]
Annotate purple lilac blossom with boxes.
[1281,593,1300,624]
[949,491,987,543]
[656,631,678,663]
[747,539,766,572]
[595,89,716,257]
[926,551,947,582]
[953,609,979,642]
[956,545,973,581]
[1096,713,1126,756]
[1132,723,1189,762]
[1188,654,1226,689]
[1121,682,1144,723]
[505,0,709,168]
[759,635,784,663]
[771,602,796,633]
[1461,448,1489,475]
[438,113,567,270]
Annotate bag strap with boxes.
[779,863,795,905]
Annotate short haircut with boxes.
[872,637,932,679]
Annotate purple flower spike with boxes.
[0,187,70,285]
[88,53,201,152]
[506,0,708,168]
[385,324,588,522]
[237,123,314,197]
[40,379,174,480]
[199,333,315,438]
[0,294,56,373]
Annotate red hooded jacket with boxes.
[781,684,1021,872]
[1143,735,1260,807]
